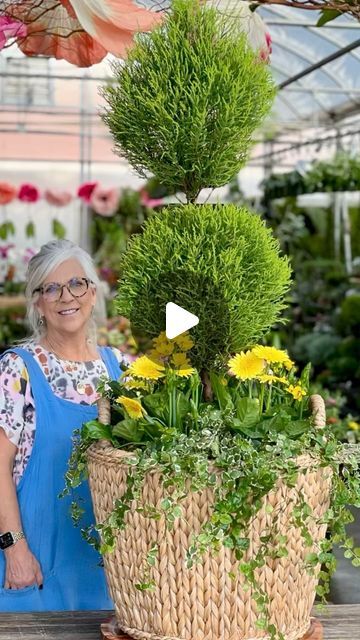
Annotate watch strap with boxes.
[11,531,25,543]
[0,530,25,549]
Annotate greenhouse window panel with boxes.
[258,5,360,126]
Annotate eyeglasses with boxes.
[33,277,93,302]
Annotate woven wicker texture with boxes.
[87,394,331,640]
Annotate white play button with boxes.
[166,302,199,340]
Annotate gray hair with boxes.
[24,239,102,343]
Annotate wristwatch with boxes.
[0,531,25,550]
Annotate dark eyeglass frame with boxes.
[33,277,94,301]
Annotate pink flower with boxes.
[77,182,98,203]
[260,32,272,62]
[67,0,163,58]
[5,0,162,67]
[0,16,27,51]
[5,1,107,67]
[44,189,73,207]
[90,186,120,217]
[23,248,37,263]
[0,244,15,259]
[18,184,40,203]
[0,182,17,205]
[140,189,164,209]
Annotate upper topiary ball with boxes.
[117,203,292,370]
[101,0,276,203]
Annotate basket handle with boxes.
[97,396,111,425]
[309,394,326,429]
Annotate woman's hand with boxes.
[4,539,43,589]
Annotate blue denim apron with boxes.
[0,346,120,611]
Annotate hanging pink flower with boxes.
[90,186,120,217]
[77,182,98,203]
[44,189,73,207]
[18,183,40,203]
[23,247,37,263]
[0,182,17,205]
[260,32,272,62]
[0,16,27,51]
[6,1,107,67]
[140,189,164,209]
[0,243,15,259]
[67,0,162,58]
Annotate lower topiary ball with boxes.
[117,203,292,370]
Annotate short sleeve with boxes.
[110,347,130,368]
[0,352,33,447]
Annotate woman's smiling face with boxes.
[36,258,96,337]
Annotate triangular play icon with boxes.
[166,302,199,340]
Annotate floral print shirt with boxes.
[0,342,124,485]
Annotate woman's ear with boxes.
[90,285,97,305]
[35,300,44,318]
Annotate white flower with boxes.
[206,0,272,62]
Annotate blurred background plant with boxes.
[258,153,360,420]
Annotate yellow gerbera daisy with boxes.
[283,358,295,371]
[129,355,165,380]
[152,332,170,347]
[174,365,196,378]
[147,349,166,364]
[287,384,306,401]
[257,374,288,384]
[172,352,190,367]
[228,351,264,380]
[174,333,194,351]
[252,345,291,365]
[115,396,145,420]
[123,379,149,391]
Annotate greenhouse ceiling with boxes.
[258,5,360,129]
[0,2,359,136]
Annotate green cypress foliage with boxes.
[117,204,292,369]
[101,0,276,202]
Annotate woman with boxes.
[0,239,123,611]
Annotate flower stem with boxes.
[259,383,265,416]
[266,385,272,412]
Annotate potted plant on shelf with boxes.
[63,2,360,639]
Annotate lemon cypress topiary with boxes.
[117,203,292,370]
[101,0,276,203]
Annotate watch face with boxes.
[0,532,14,550]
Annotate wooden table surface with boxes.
[0,605,359,639]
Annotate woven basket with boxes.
[87,394,331,640]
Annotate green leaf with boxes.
[25,221,35,238]
[234,397,259,426]
[176,392,192,421]
[143,392,169,423]
[209,371,233,411]
[161,498,172,510]
[317,9,342,27]
[285,419,309,437]
[82,420,113,441]
[6,221,15,235]
[52,218,66,239]
[112,418,144,443]
[300,362,311,390]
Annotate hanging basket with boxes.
[87,395,331,640]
